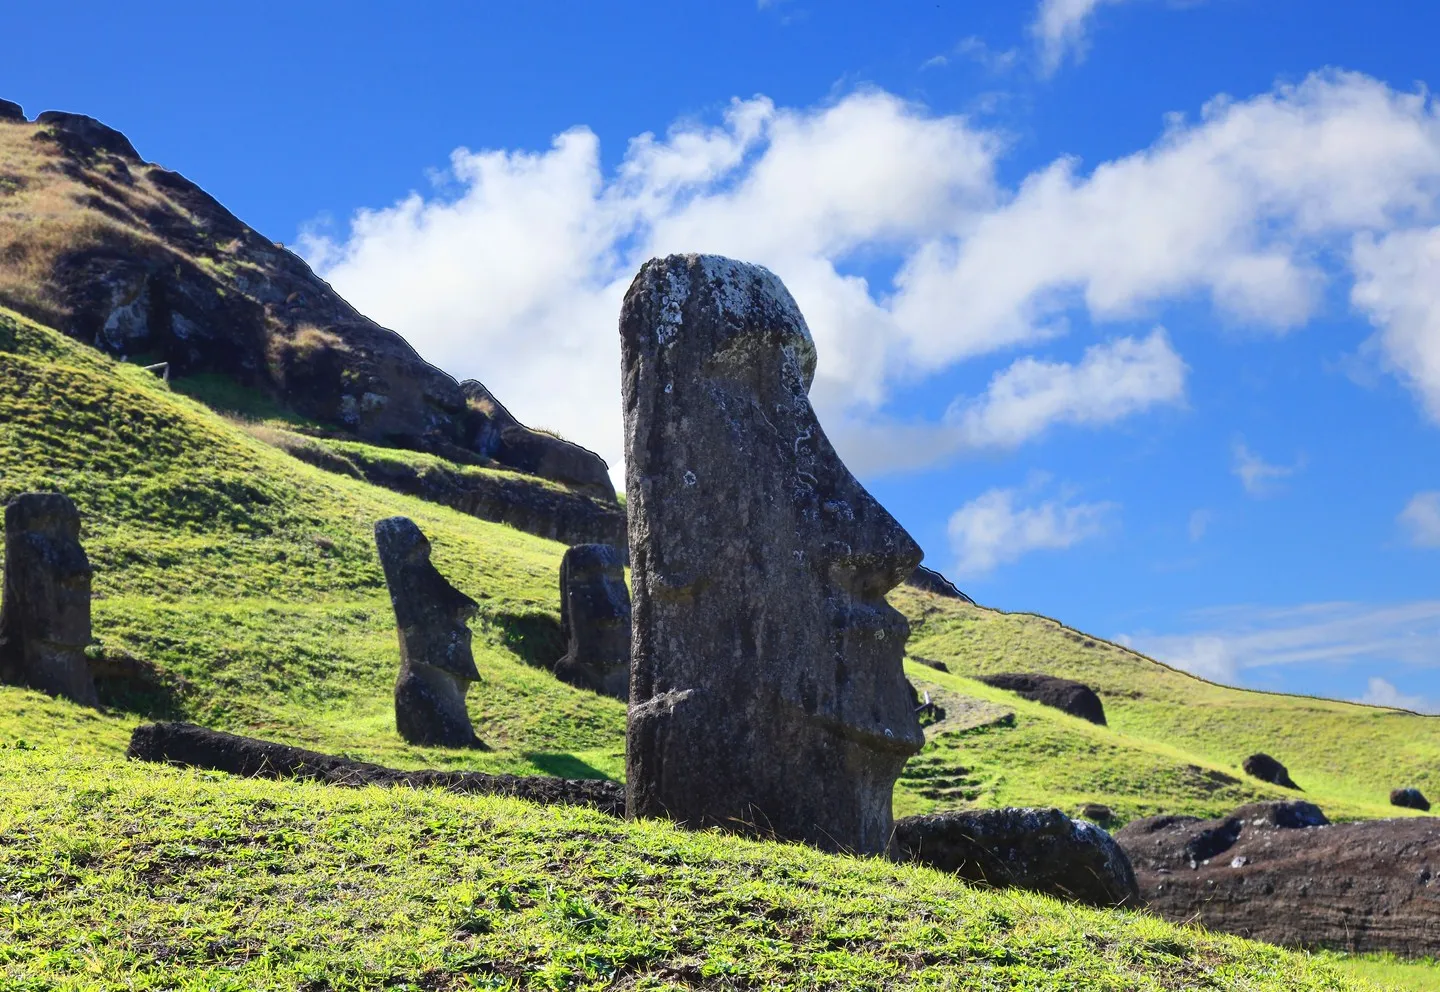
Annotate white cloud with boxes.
[1231,441,1300,497]
[1357,676,1434,713]
[303,70,1440,482]
[1123,601,1440,689]
[948,482,1116,577]
[1032,0,1131,75]
[1400,491,1440,548]
[1188,508,1210,541]
[1352,227,1440,420]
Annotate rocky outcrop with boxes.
[976,672,1107,726]
[0,100,24,123]
[461,380,615,501]
[374,517,483,748]
[0,107,615,500]
[1243,752,1299,790]
[0,493,97,706]
[1116,800,1440,956]
[553,544,630,700]
[895,807,1139,908]
[127,722,623,814]
[904,565,974,603]
[1391,787,1430,811]
[621,254,924,856]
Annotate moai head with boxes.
[620,253,924,855]
[555,543,631,700]
[0,493,97,706]
[374,516,480,682]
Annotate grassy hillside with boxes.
[0,303,1434,986]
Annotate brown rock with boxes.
[0,493,97,706]
[621,253,924,856]
[1391,787,1430,811]
[895,807,1139,907]
[553,544,630,700]
[1242,752,1299,790]
[1115,799,1440,956]
[976,672,1107,726]
[374,516,483,748]
[462,380,617,501]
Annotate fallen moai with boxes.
[895,807,1139,908]
[127,722,623,813]
[1242,752,1299,790]
[621,253,925,856]
[1116,800,1440,956]
[553,543,631,700]
[976,672,1107,726]
[374,516,484,748]
[0,493,97,706]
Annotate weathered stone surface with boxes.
[621,254,924,856]
[904,565,975,603]
[1080,803,1115,825]
[0,493,97,706]
[1116,800,1440,956]
[553,544,631,700]
[976,672,1107,726]
[0,100,24,123]
[374,516,483,748]
[34,110,140,159]
[895,807,1140,907]
[1391,787,1430,811]
[1243,752,1299,790]
[128,722,624,814]
[462,380,617,501]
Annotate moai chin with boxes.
[553,543,631,701]
[620,253,925,856]
[0,493,98,707]
[374,516,483,748]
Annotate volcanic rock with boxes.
[553,544,631,700]
[0,493,97,706]
[461,380,616,501]
[1080,803,1115,824]
[895,807,1139,908]
[35,110,140,159]
[1242,752,1299,790]
[904,565,975,603]
[128,722,623,814]
[976,672,1107,726]
[1115,799,1440,956]
[0,100,24,123]
[1391,787,1430,811]
[621,253,924,856]
[374,516,483,748]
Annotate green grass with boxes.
[0,303,1431,987]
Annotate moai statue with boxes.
[374,517,483,748]
[553,543,631,701]
[0,493,98,706]
[620,253,925,856]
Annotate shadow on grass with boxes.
[524,751,615,782]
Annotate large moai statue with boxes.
[0,493,98,707]
[620,253,925,856]
[553,543,631,701]
[374,517,484,748]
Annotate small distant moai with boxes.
[0,493,98,707]
[553,543,631,700]
[374,516,484,748]
[620,253,925,856]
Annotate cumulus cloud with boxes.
[1400,491,1440,547]
[303,70,1440,481]
[1357,677,1434,713]
[1123,600,1440,688]
[1231,441,1300,497]
[947,482,1116,577]
[1032,0,1131,75]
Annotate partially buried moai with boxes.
[621,253,925,856]
[553,543,631,701]
[0,493,98,707]
[374,516,484,748]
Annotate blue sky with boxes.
[6,0,1440,710]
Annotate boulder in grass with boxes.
[976,672,1107,726]
[1242,752,1300,790]
[1391,787,1430,812]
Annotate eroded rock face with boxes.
[1115,800,1440,956]
[374,516,482,748]
[904,565,974,603]
[621,253,924,856]
[553,544,631,700]
[461,380,617,502]
[0,493,97,706]
[0,100,24,123]
[1391,787,1430,811]
[1243,752,1299,790]
[976,672,1107,726]
[895,807,1139,908]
